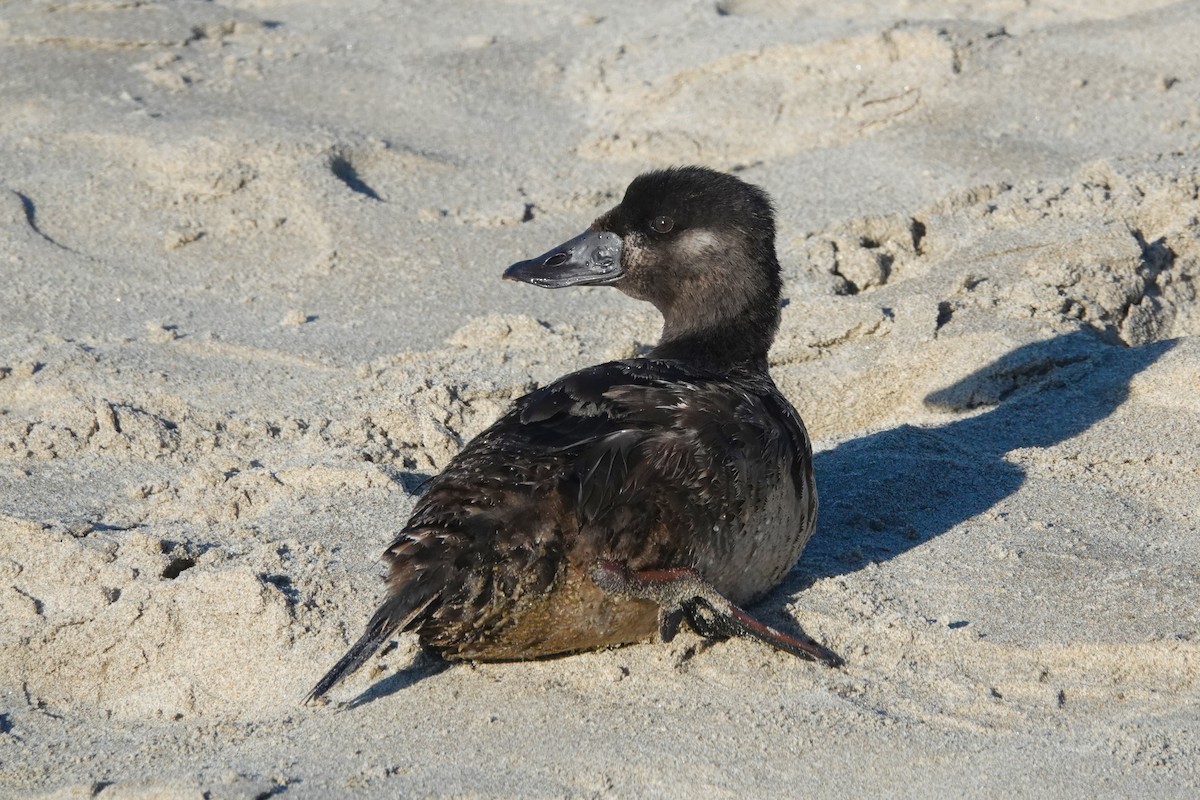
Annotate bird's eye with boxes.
[650,216,674,234]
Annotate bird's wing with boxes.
[384,360,805,639]
[510,360,805,565]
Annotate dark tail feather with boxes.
[305,590,439,704]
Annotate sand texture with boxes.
[2,1,1199,797]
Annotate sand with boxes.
[2,0,1199,797]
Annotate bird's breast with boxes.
[692,461,817,607]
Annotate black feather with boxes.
[305,586,440,703]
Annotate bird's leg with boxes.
[658,605,686,644]
[589,561,843,666]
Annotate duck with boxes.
[307,166,841,702]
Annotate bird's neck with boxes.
[649,286,780,374]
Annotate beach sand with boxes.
[1,1,1198,796]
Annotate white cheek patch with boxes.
[676,228,722,261]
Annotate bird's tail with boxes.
[305,589,440,704]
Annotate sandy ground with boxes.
[2,0,1199,797]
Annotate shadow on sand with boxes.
[340,648,451,710]
[782,328,1174,589]
[339,329,1174,698]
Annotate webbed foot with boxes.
[589,561,842,666]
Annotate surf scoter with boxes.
[308,166,841,702]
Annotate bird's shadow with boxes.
[341,648,451,710]
[335,329,1173,698]
[774,328,1174,600]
